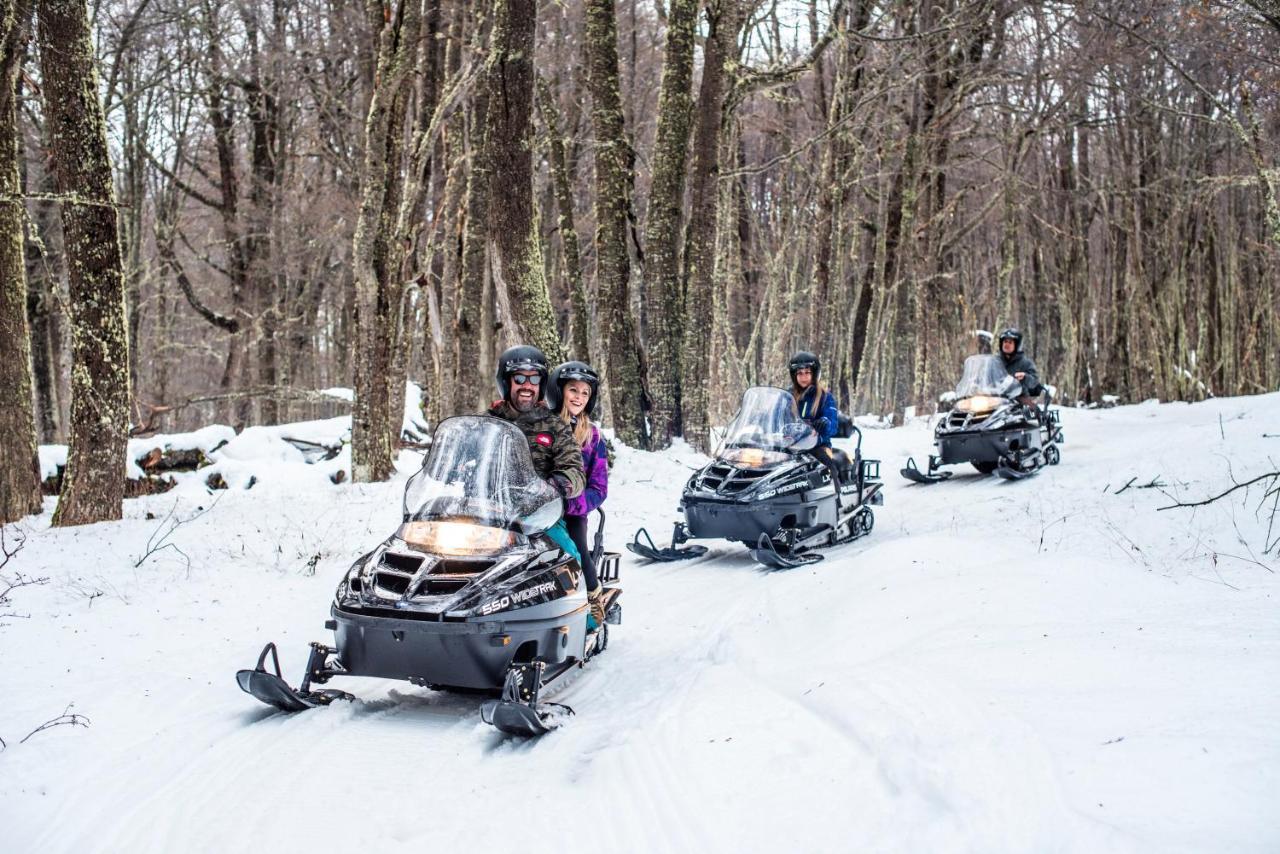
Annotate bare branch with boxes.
[18,704,91,744]
[735,0,847,96]
[1157,472,1280,511]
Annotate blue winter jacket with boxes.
[796,386,839,447]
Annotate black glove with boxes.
[549,474,572,498]
[813,417,830,434]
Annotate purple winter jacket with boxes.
[565,424,609,517]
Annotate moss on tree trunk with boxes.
[680,1,736,452]
[38,0,131,526]
[641,0,698,448]
[584,0,647,447]
[0,0,42,523]
[351,0,420,482]
[536,76,591,363]
[484,0,562,363]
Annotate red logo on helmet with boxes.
[535,433,553,447]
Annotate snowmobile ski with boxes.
[900,456,952,484]
[480,661,575,738]
[749,532,824,569]
[995,461,1038,480]
[626,525,708,562]
[235,642,353,713]
[995,449,1044,480]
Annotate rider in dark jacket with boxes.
[997,328,1044,402]
[488,345,585,561]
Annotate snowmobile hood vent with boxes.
[696,463,775,498]
[380,550,425,573]
[945,409,993,430]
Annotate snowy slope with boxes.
[2,395,1278,853]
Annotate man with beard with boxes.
[487,345,585,561]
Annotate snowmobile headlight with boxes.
[955,395,1002,413]
[719,448,788,468]
[398,520,515,556]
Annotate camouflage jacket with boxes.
[486,401,585,499]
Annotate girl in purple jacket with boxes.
[547,361,610,628]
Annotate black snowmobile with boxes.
[629,386,883,569]
[236,415,622,738]
[901,354,1064,484]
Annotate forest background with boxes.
[1,0,1277,525]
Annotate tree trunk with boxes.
[420,0,468,419]
[584,0,647,446]
[485,0,562,362]
[38,0,131,526]
[351,0,420,482]
[680,0,737,451]
[640,0,698,448]
[457,77,490,413]
[200,13,252,426]
[243,5,284,425]
[536,76,591,363]
[430,56,466,417]
[23,156,62,441]
[0,0,41,523]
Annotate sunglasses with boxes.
[511,374,542,386]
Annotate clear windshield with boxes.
[954,355,1022,399]
[402,416,562,535]
[716,387,818,463]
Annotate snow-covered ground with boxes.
[2,394,1278,853]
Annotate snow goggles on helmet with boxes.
[559,369,595,385]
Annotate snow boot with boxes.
[587,584,606,630]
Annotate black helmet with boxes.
[997,327,1023,354]
[494,344,549,403]
[546,361,601,417]
[788,350,820,385]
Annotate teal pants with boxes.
[545,520,596,630]
[546,519,582,564]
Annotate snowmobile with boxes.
[236,415,622,738]
[901,354,1064,484]
[628,386,883,569]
